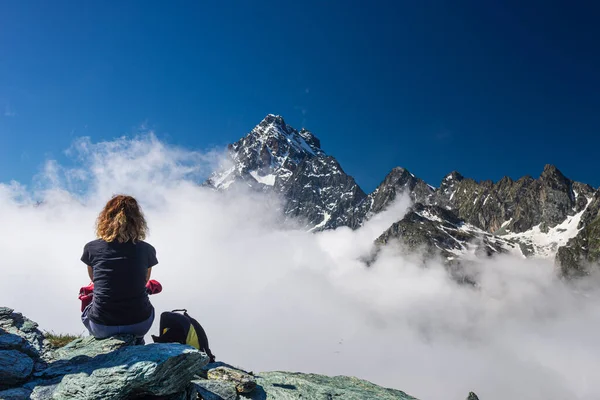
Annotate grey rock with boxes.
[0,387,32,400]
[30,383,57,400]
[205,365,256,393]
[0,308,13,317]
[44,334,136,362]
[240,371,417,400]
[467,392,480,400]
[32,344,208,400]
[0,350,34,387]
[193,379,238,400]
[160,383,198,400]
[0,310,47,356]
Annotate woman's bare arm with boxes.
[146,267,152,283]
[87,266,93,281]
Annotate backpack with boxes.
[151,309,215,362]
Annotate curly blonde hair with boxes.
[96,195,148,243]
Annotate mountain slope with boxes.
[349,167,434,228]
[556,190,600,277]
[209,115,599,277]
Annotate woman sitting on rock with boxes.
[80,195,158,341]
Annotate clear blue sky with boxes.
[1,1,598,192]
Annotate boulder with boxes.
[201,363,257,394]
[0,308,46,355]
[31,344,209,399]
[193,379,238,400]
[45,334,136,362]
[0,387,33,400]
[0,350,34,387]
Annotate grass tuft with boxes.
[44,331,82,348]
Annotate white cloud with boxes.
[0,135,599,400]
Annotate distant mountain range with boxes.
[207,115,600,278]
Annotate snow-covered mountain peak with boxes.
[207,115,365,230]
[250,114,324,157]
[207,115,327,190]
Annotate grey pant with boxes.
[82,305,155,339]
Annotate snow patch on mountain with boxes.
[249,171,276,186]
[502,197,592,258]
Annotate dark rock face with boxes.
[350,167,434,228]
[556,190,600,277]
[375,204,514,260]
[432,165,594,235]
[278,156,366,230]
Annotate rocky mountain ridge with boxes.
[208,115,599,277]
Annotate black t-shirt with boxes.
[81,239,158,326]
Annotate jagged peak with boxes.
[254,114,287,135]
[250,114,324,155]
[540,164,568,181]
[298,127,322,150]
[262,113,285,125]
[391,166,408,174]
[442,171,464,183]
[383,166,421,182]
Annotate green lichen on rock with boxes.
[240,371,417,400]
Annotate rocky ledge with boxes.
[0,307,480,399]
